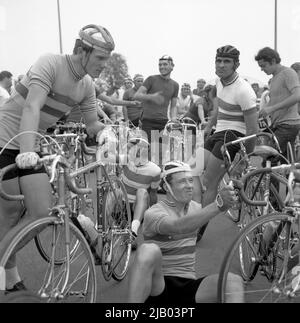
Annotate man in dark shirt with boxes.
[123,74,144,127]
[134,55,179,165]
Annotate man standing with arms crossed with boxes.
[134,55,179,165]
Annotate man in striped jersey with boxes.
[122,133,161,248]
[127,161,244,303]
[0,24,114,294]
[197,45,258,241]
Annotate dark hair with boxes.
[0,71,13,81]
[255,47,281,64]
[73,39,93,55]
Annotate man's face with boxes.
[215,57,236,79]
[84,49,109,79]
[124,80,133,90]
[134,78,144,89]
[168,171,194,203]
[181,87,190,97]
[159,60,174,77]
[197,80,206,90]
[257,59,276,76]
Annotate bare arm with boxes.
[244,108,259,153]
[266,87,300,114]
[157,185,235,235]
[134,85,164,105]
[169,97,178,120]
[98,93,139,107]
[158,202,222,235]
[19,85,48,153]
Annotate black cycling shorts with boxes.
[204,130,244,161]
[145,276,206,304]
[0,148,47,181]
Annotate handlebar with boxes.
[224,132,273,147]
[0,154,92,201]
[230,163,300,207]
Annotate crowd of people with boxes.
[0,22,300,303]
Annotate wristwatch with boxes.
[215,193,227,212]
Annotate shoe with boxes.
[5,281,27,295]
[131,240,138,251]
[131,232,138,251]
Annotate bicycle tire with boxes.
[101,176,132,282]
[218,213,297,303]
[0,216,97,303]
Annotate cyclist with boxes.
[121,132,161,249]
[127,161,244,303]
[0,24,115,293]
[198,45,258,240]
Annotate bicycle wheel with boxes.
[218,213,299,303]
[102,177,132,282]
[34,214,80,265]
[239,174,282,229]
[0,216,97,303]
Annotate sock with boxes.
[131,220,141,236]
[6,267,21,289]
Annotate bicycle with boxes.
[38,124,134,282]
[0,137,133,302]
[218,150,300,302]
[221,131,285,225]
[0,154,97,303]
[163,117,200,163]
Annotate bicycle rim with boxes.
[102,177,132,281]
[0,217,97,303]
[218,213,299,303]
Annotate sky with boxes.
[0,0,300,88]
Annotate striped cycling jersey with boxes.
[121,161,161,203]
[0,54,97,149]
[143,199,201,279]
[215,75,257,135]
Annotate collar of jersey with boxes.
[162,199,190,213]
[220,73,239,87]
[66,55,86,81]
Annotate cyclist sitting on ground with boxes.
[127,161,244,303]
[121,132,161,249]
[0,24,114,293]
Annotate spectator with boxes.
[123,77,134,91]
[110,79,125,121]
[176,83,204,120]
[201,84,217,121]
[123,74,144,127]
[291,62,300,114]
[291,62,300,80]
[134,55,179,165]
[0,70,13,105]
[255,47,300,159]
[192,78,206,97]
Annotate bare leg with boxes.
[128,243,165,303]
[202,154,226,207]
[195,273,244,303]
[131,189,149,235]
